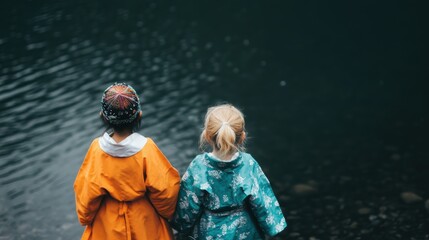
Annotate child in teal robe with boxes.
[172,104,286,239]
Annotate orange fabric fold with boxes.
[74,138,180,240]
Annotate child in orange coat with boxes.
[74,83,180,240]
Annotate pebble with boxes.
[357,207,371,215]
[400,192,423,203]
[292,184,317,195]
[425,199,429,213]
[289,232,300,237]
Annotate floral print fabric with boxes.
[172,152,287,239]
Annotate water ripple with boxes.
[0,3,216,239]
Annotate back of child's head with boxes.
[101,82,141,131]
[200,104,246,158]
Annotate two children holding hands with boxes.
[74,83,286,239]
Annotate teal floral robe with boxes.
[172,152,287,239]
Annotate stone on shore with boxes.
[400,192,423,204]
[357,207,371,215]
[292,184,317,195]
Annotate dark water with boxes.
[0,1,428,239]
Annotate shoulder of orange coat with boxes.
[87,137,101,153]
[140,137,159,156]
[140,137,179,172]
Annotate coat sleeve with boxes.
[144,139,180,220]
[171,161,203,234]
[247,159,287,236]
[73,141,107,226]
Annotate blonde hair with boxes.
[200,104,246,158]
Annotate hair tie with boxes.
[221,121,230,127]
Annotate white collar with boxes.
[99,132,147,157]
[208,152,240,162]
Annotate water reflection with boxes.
[0,3,220,239]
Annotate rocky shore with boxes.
[267,152,429,240]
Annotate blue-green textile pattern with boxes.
[172,152,287,239]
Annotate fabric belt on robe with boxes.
[119,201,131,240]
[204,205,245,217]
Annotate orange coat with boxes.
[74,136,180,240]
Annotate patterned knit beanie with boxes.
[101,83,141,125]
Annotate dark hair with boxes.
[100,82,142,133]
[100,111,142,133]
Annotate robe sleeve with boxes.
[73,140,107,226]
[247,158,287,236]
[171,161,203,234]
[144,139,180,220]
